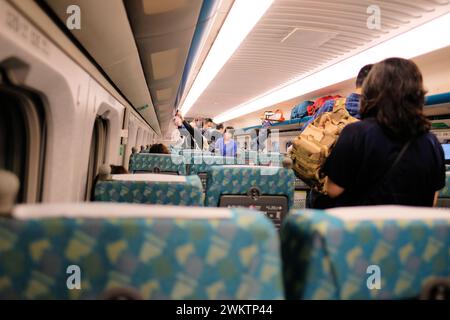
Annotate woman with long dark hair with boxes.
[322,57,445,207]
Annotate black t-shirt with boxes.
[322,118,446,207]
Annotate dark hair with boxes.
[216,123,224,130]
[355,64,374,88]
[360,57,429,142]
[205,118,213,124]
[149,143,170,154]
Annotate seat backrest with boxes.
[94,174,203,206]
[0,203,283,299]
[129,153,186,175]
[281,205,450,300]
[205,165,295,228]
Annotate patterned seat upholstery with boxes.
[205,165,295,228]
[0,203,283,299]
[129,153,186,175]
[94,174,203,206]
[281,206,450,300]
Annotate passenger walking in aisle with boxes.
[307,64,374,209]
[172,112,208,150]
[323,57,445,207]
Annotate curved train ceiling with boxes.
[43,0,450,136]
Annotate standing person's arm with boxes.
[182,120,195,137]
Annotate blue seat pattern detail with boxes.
[281,209,450,300]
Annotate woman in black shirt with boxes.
[323,57,445,207]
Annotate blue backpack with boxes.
[291,101,313,120]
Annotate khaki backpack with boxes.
[290,98,359,193]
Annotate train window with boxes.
[0,72,46,204]
[85,116,109,200]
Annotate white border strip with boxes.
[13,203,232,220]
[326,205,450,221]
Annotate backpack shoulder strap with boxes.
[370,140,412,192]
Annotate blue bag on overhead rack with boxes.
[290,101,314,120]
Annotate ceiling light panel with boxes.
[186,0,450,119]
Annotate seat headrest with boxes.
[326,205,450,221]
[12,203,232,220]
[111,174,186,182]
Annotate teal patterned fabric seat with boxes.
[94,174,203,206]
[129,153,186,175]
[259,152,286,166]
[0,203,283,299]
[281,206,450,300]
[237,151,259,165]
[188,156,239,175]
[205,166,295,209]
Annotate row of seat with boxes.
[0,203,448,299]
[95,165,296,228]
[127,153,450,214]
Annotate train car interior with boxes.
[0,0,449,301]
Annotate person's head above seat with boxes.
[189,117,203,128]
[355,64,374,93]
[360,57,429,142]
[149,143,170,154]
[223,126,234,141]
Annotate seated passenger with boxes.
[140,145,146,153]
[323,57,446,207]
[110,165,128,174]
[215,126,237,157]
[148,143,170,154]
[301,64,373,130]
